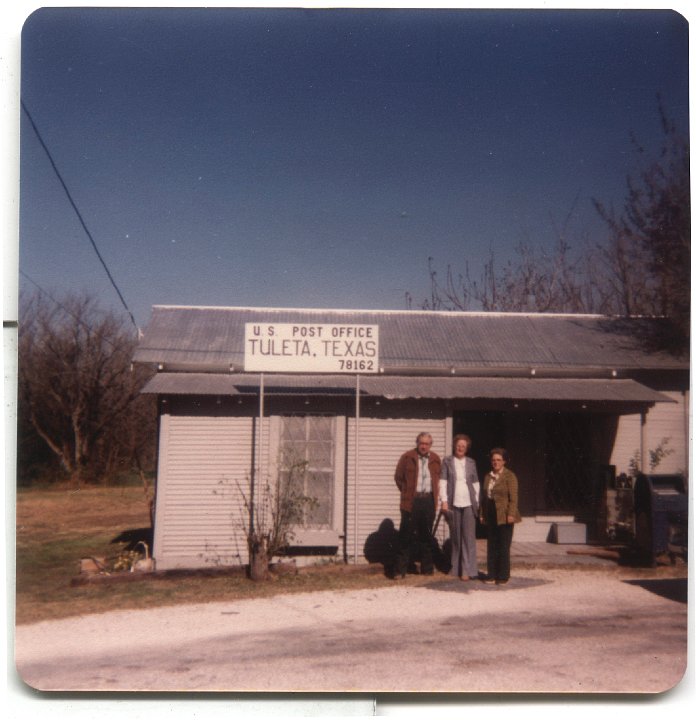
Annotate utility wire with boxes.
[19,269,134,350]
[21,99,140,334]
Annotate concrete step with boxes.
[514,516,577,542]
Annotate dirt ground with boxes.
[14,564,688,694]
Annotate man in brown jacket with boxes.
[393,432,441,578]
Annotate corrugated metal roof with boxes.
[143,372,672,404]
[133,305,687,374]
[143,373,357,395]
[362,376,672,403]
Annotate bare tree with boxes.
[18,291,155,486]
[424,228,602,314]
[594,100,690,349]
[236,459,317,581]
[421,103,689,352]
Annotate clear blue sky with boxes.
[19,6,689,330]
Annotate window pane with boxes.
[306,472,332,525]
[308,416,332,442]
[281,416,305,443]
[280,446,306,469]
[278,415,335,529]
[306,440,332,469]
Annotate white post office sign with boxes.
[244,323,379,373]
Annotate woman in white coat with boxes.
[439,434,480,580]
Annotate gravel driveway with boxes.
[14,566,688,693]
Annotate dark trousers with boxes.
[396,494,435,576]
[485,504,514,581]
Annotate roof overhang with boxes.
[142,373,673,406]
[133,306,689,375]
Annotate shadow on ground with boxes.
[110,527,153,550]
[363,517,453,578]
[423,575,551,593]
[623,578,688,604]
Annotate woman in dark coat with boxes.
[480,448,521,584]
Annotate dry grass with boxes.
[15,485,687,626]
[15,485,397,625]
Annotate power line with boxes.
[21,99,140,334]
[19,269,136,350]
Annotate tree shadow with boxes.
[595,316,688,356]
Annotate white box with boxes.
[550,522,586,544]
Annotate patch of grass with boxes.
[17,485,686,626]
[15,485,398,625]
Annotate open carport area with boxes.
[15,560,687,694]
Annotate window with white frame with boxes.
[278,415,336,528]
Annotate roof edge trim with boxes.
[150,304,634,320]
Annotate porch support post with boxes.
[640,409,647,473]
[353,373,360,564]
[252,372,265,536]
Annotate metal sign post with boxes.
[251,372,265,537]
[354,373,360,564]
[243,323,379,565]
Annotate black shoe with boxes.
[481,575,496,584]
[495,578,509,585]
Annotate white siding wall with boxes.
[153,413,256,569]
[643,391,689,474]
[345,416,447,562]
[610,414,641,475]
[610,392,689,476]
[152,390,688,570]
